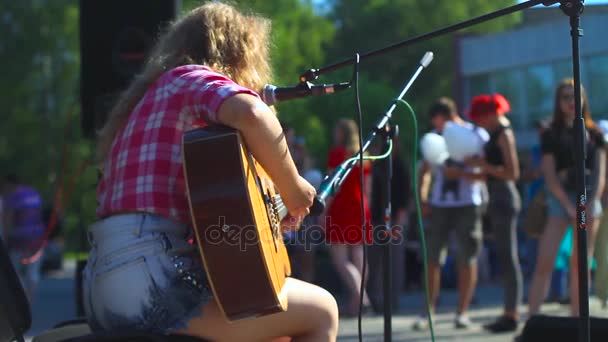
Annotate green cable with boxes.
[342,140,394,165]
[394,98,436,342]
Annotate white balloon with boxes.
[599,120,608,143]
[443,122,483,162]
[599,120,608,133]
[420,132,449,166]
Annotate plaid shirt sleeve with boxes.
[178,68,260,124]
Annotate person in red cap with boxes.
[466,93,523,332]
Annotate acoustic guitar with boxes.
[182,125,292,321]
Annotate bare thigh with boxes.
[350,244,365,273]
[178,278,339,342]
[330,244,349,265]
[535,216,570,273]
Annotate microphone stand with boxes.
[303,1,591,341]
[561,2,590,342]
[311,52,433,342]
[380,124,398,342]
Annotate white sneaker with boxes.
[412,316,433,331]
[454,314,473,329]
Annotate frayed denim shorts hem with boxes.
[82,213,213,334]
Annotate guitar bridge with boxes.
[263,194,281,249]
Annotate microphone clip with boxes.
[300,69,320,83]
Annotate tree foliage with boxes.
[1,0,98,249]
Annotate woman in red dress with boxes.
[324,119,373,316]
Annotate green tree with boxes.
[328,0,520,89]
[0,0,97,250]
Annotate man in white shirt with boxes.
[413,97,488,330]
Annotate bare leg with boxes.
[349,244,371,309]
[426,262,441,314]
[296,248,315,283]
[329,244,366,314]
[456,263,477,315]
[178,278,339,342]
[527,216,570,316]
[570,215,600,316]
[594,215,608,305]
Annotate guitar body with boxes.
[182,125,291,321]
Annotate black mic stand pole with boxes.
[561,2,589,342]
[379,124,398,342]
[311,52,433,342]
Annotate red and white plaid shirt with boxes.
[96,65,259,225]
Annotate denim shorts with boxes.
[546,189,603,219]
[82,213,212,334]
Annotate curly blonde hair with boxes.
[96,2,272,163]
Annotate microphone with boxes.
[261,81,351,106]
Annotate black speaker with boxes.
[79,0,179,138]
[520,315,608,341]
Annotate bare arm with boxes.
[593,147,606,202]
[216,94,314,217]
[419,161,431,203]
[482,130,520,181]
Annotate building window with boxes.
[526,64,554,123]
[554,59,573,83]
[494,69,525,128]
[468,73,491,101]
[588,55,608,117]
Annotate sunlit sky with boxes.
[521,0,608,5]
[310,0,608,11]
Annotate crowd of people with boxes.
[418,79,608,334]
[282,77,608,336]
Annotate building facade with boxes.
[456,5,608,148]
